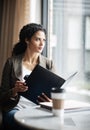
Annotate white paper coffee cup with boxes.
[51,87,65,122]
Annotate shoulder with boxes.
[9,54,23,66]
[4,55,19,66]
[40,55,51,62]
[39,55,56,73]
[3,54,23,70]
[3,57,13,68]
[39,55,52,66]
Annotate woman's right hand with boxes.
[12,81,28,97]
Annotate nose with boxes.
[40,40,45,46]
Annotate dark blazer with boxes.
[0,54,56,112]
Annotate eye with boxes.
[35,37,46,42]
[43,39,46,42]
[35,38,40,41]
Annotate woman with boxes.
[0,23,57,129]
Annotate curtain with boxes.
[0,0,30,82]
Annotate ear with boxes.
[25,38,29,44]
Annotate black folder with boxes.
[20,65,65,104]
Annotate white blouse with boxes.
[22,65,32,82]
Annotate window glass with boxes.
[48,0,90,90]
[85,16,90,73]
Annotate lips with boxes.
[38,47,43,50]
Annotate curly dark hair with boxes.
[12,23,46,56]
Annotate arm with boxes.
[0,57,29,111]
[0,58,19,111]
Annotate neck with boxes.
[23,51,39,65]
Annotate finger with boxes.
[42,93,51,102]
[20,86,28,91]
[15,82,27,89]
[16,81,25,85]
[23,82,26,86]
[37,96,46,102]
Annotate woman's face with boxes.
[27,30,46,53]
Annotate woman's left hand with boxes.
[37,93,52,104]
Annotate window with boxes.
[46,0,90,89]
